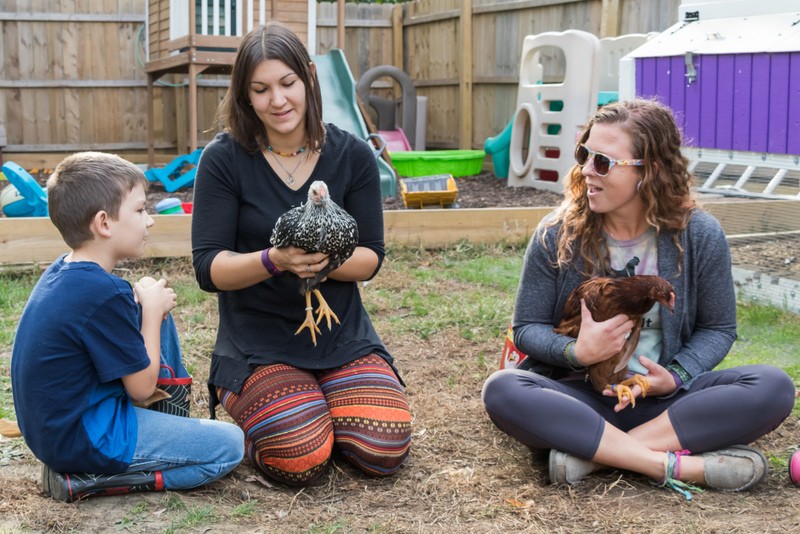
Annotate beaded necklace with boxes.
[267,145,306,157]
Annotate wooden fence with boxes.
[0,4,148,164]
[316,0,679,149]
[1,0,680,167]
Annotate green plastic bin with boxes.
[390,150,485,178]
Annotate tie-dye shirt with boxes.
[605,228,662,375]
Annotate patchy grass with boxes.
[726,302,800,375]
[366,243,521,341]
[0,267,41,347]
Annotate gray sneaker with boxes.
[699,445,768,491]
[548,449,599,485]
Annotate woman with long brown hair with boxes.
[483,99,794,497]
[192,23,411,486]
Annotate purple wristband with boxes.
[261,247,283,276]
[669,370,683,388]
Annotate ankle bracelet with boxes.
[655,450,702,501]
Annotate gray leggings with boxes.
[482,364,795,460]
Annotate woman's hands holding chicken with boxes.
[269,245,329,279]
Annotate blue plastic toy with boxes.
[144,149,203,193]
[1,162,49,217]
[484,120,513,179]
[155,198,185,214]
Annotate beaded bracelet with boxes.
[260,247,284,277]
[667,362,691,386]
[563,340,585,370]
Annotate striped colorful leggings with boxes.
[217,354,412,485]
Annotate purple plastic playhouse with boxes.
[619,0,799,199]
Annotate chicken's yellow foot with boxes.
[621,374,650,399]
[295,291,322,345]
[312,289,341,330]
[606,375,650,408]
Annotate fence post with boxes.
[392,4,404,70]
[337,0,345,48]
[459,0,473,149]
[601,0,621,37]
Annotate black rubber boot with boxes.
[41,464,164,502]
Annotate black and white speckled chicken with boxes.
[270,180,358,345]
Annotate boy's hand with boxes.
[134,277,176,319]
[133,276,157,304]
[125,277,174,402]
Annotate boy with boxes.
[11,152,244,502]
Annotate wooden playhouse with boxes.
[144,0,312,166]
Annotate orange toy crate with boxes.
[399,174,459,209]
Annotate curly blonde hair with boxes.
[540,99,697,275]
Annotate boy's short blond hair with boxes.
[46,152,148,249]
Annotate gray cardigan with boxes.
[513,209,737,388]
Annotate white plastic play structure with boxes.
[598,33,657,105]
[507,30,652,191]
[507,30,599,192]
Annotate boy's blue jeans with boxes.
[127,314,244,489]
[130,408,243,489]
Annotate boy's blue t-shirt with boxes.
[10,255,151,474]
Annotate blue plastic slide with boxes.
[1,162,48,216]
[312,50,396,197]
[483,121,513,179]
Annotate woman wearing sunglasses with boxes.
[482,99,794,497]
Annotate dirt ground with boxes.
[2,172,799,533]
[2,325,799,533]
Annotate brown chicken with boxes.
[554,275,675,407]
